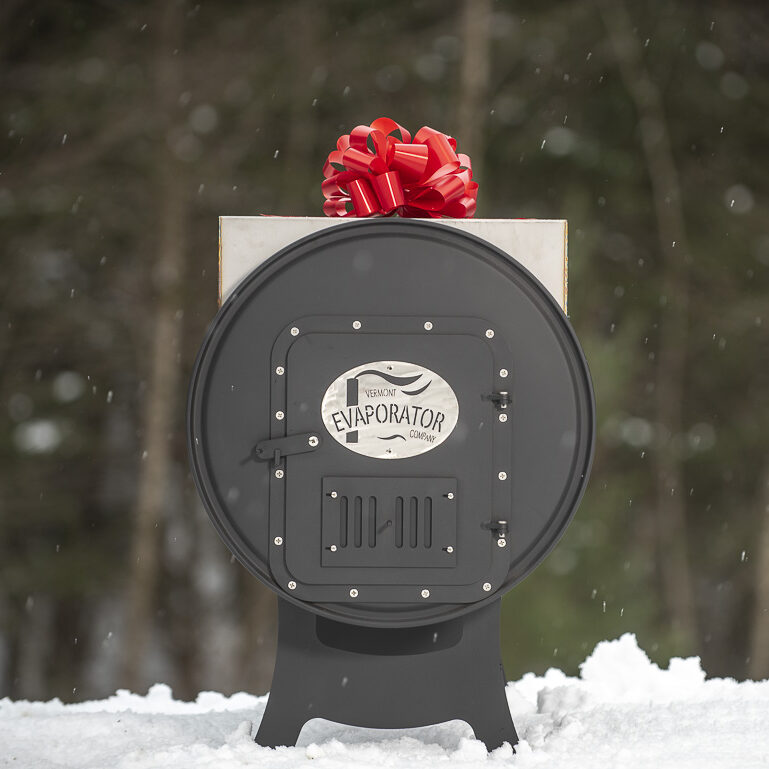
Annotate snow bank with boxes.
[2,634,768,768]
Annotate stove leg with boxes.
[462,702,518,752]
[254,597,517,752]
[255,694,306,749]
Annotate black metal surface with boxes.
[255,598,517,751]
[266,313,512,604]
[188,219,595,628]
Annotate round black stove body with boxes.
[188,219,594,630]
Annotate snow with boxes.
[2,634,768,769]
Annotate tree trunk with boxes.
[457,0,492,189]
[278,0,322,214]
[191,501,240,694]
[14,595,54,700]
[239,567,278,696]
[749,461,769,679]
[235,1,324,694]
[122,0,187,690]
[599,0,697,647]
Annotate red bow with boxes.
[322,117,477,218]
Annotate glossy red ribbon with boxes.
[322,117,477,218]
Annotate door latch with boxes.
[242,432,321,466]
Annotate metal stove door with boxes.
[267,315,513,604]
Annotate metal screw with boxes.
[290,326,299,336]
[349,588,358,598]
[498,471,507,481]
[499,368,509,378]
[497,538,507,548]
[273,536,283,546]
[275,410,285,421]
[288,581,297,590]
[330,490,338,498]
[483,582,492,592]
[424,321,433,330]
[330,545,337,552]
[275,469,284,479]
[447,492,454,500]
[485,329,495,338]
[446,546,454,553]
[275,366,285,376]
[498,413,508,423]
[352,320,362,329]
[421,589,430,598]
[308,435,319,447]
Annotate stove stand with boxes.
[255,598,518,751]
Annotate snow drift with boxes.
[2,633,768,768]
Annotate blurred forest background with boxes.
[1,0,769,703]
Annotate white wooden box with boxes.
[219,218,568,312]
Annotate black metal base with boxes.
[255,598,517,751]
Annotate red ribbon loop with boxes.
[322,118,477,218]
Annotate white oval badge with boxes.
[321,361,459,459]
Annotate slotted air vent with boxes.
[321,477,457,569]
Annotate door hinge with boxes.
[485,391,511,410]
[243,432,321,466]
[481,519,509,539]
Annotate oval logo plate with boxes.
[321,361,459,459]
